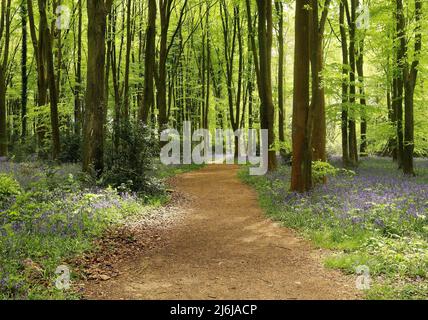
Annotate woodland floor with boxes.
[80,165,360,300]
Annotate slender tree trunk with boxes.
[74,0,82,136]
[157,0,170,130]
[0,77,7,157]
[340,1,349,166]
[403,81,415,174]
[248,54,254,129]
[311,0,331,163]
[140,0,156,123]
[21,0,28,140]
[357,37,367,156]
[204,3,210,130]
[39,0,60,159]
[27,0,48,150]
[110,7,121,150]
[402,0,421,175]
[395,0,405,168]
[347,0,358,166]
[235,7,243,156]
[257,0,277,171]
[386,54,397,160]
[275,1,285,156]
[123,0,132,121]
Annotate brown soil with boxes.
[82,165,360,300]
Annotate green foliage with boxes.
[0,174,21,208]
[312,161,355,184]
[58,134,82,163]
[102,122,163,198]
[312,161,339,183]
[155,162,205,179]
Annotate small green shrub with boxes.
[102,122,164,197]
[312,161,340,183]
[59,134,82,163]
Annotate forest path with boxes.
[83,165,359,300]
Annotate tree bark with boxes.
[123,0,132,121]
[256,0,277,171]
[402,0,421,175]
[21,0,28,140]
[357,37,367,156]
[394,0,405,168]
[340,1,349,166]
[0,0,11,156]
[39,0,61,159]
[74,0,83,136]
[139,0,157,124]
[311,0,331,163]
[291,0,310,192]
[275,1,285,156]
[27,0,48,150]
[83,0,112,174]
[347,0,359,167]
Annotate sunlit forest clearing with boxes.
[0,0,427,300]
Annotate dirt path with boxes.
[83,165,359,300]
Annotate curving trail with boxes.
[84,165,359,300]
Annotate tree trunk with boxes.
[204,4,210,130]
[27,0,48,150]
[39,0,61,159]
[275,1,285,156]
[139,0,156,124]
[340,1,349,166]
[395,0,405,168]
[74,0,82,136]
[402,0,421,175]
[291,0,310,192]
[21,0,28,140]
[347,0,358,167]
[310,0,331,163]
[257,0,277,171]
[403,82,415,175]
[83,0,112,174]
[356,37,367,156]
[0,0,11,156]
[123,0,132,121]
[157,1,170,130]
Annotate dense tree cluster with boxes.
[0,0,426,191]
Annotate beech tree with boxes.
[0,0,426,185]
[291,0,310,192]
[397,0,422,175]
[82,0,113,174]
[310,0,331,163]
[0,0,11,157]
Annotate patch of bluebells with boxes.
[0,163,141,240]
[0,161,146,299]
[265,157,428,234]
[0,189,138,239]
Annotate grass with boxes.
[239,157,428,300]
[154,162,205,179]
